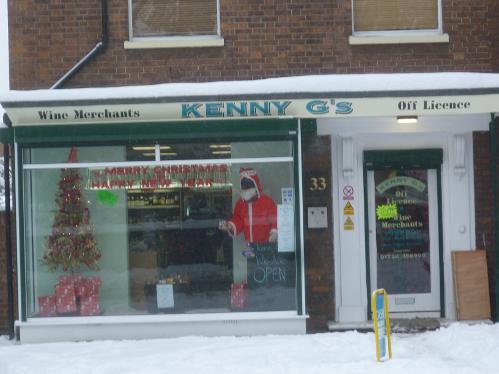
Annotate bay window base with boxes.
[15,312,307,344]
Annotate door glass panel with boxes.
[374,169,431,294]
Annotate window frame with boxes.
[14,119,306,321]
[127,0,222,42]
[22,152,297,319]
[351,0,444,37]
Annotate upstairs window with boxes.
[353,0,441,34]
[130,0,219,38]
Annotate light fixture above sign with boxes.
[396,116,418,124]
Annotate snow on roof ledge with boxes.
[2,73,499,105]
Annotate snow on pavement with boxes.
[0,323,498,374]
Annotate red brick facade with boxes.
[8,0,499,90]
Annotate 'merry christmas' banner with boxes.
[87,164,231,190]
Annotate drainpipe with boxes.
[2,113,14,339]
[51,0,108,89]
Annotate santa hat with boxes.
[239,168,262,198]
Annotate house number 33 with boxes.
[309,177,327,191]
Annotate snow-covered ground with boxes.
[0,323,498,374]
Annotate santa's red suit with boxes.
[228,168,277,243]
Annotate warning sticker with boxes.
[343,202,354,215]
[344,217,354,231]
[342,185,354,200]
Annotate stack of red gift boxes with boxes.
[230,280,248,309]
[38,275,102,317]
[38,295,57,317]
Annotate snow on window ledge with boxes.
[349,33,449,45]
[124,36,225,50]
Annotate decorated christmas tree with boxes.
[42,147,101,273]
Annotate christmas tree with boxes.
[42,147,102,272]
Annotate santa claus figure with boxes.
[220,168,278,257]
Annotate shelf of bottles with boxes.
[127,189,180,209]
[127,189,182,236]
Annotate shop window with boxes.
[126,144,158,161]
[23,142,298,318]
[158,141,293,161]
[23,146,127,164]
[352,0,440,33]
[129,0,219,38]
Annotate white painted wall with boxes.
[317,114,489,323]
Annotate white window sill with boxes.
[23,311,306,325]
[349,33,449,45]
[124,37,225,49]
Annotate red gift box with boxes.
[230,282,247,309]
[80,294,100,316]
[74,281,89,298]
[74,283,85,298]
[85,276,102,287]
[38,295,57,317]
[59,275,82,286]
[72,276,102,298]
[82,277,101,297]
[55,283,77,314]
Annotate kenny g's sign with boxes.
[2,94,497,126]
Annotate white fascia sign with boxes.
[3,94,499,126]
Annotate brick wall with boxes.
[8,0,499,90]
[492,0,499,70]
[473,131,496,319]
[0,212,17,335]
[302,135,334,332]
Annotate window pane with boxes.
[374,169,431,294]
[126,144,157,162]
[132,0,217,37]
[159,141,293,161]
[23,146,126,164]
[24,144,297,318]
[354,0,438,32]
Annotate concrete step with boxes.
[328,318,493,333]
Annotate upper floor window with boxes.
[352,0,441,34]
[130,0,219,38]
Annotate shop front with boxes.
[2,73,499,342]
[4,117,311,343]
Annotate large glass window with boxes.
[23,141,298,318]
